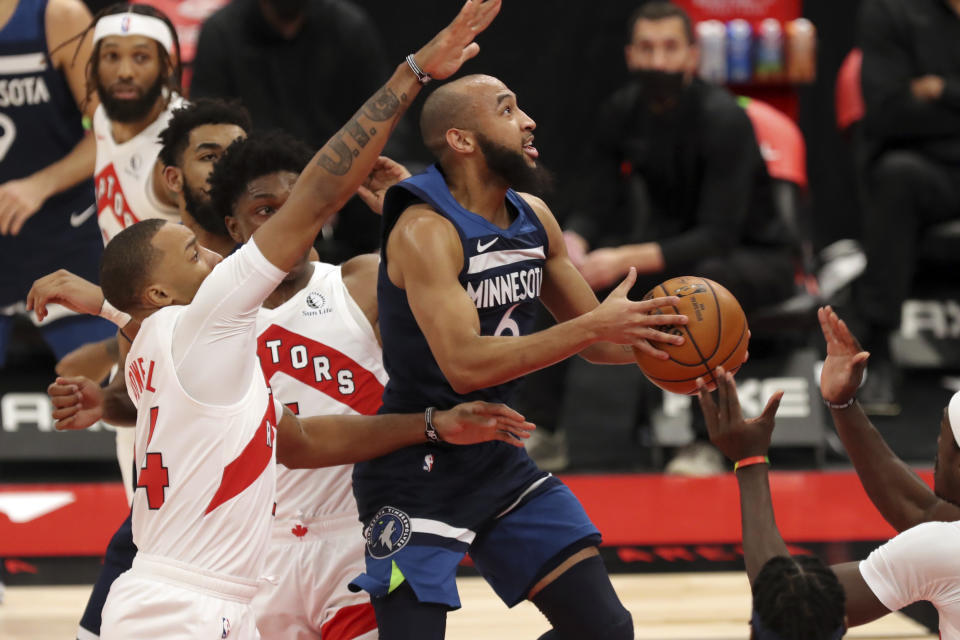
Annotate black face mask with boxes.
[632,69,687,108]
[265,0,309,22]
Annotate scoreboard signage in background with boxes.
[675,0,802,24]
[0,390,116,461]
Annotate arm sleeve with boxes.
[172,239,287,405]
[859,521,960,613]
[657,103,757,271]
[859,0,960,142]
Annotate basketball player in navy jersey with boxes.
[0,0,116,373]
[349,74,689,640]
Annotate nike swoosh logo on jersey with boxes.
[69,204,97,228]
[477,237,498,253]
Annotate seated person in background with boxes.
[518,1,795,475]
[852,0,960,414]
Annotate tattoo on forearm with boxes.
[317,135,354,176]
[362,87,402,121]
[316,87,408,175]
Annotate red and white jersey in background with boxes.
[125,304,280,582]
[256,262,387,523]
[93,94,184,245]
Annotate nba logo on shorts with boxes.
[221,617,230,638]
[364,506,411,559]
[120,15,130,32]
[423,454,434,472]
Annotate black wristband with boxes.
[424,406,442,443]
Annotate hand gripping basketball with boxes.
[634,276,750,395]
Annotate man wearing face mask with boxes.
[190,0,411,265]
[520,2,795,476]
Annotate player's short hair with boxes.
[158,99,252,168]
[751,555,846,640]
[629,2,695,45]
[208,130,314,219]
[100,218,167,313]
[73,3,183,113]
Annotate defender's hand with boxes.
[586,268,687,359]
[818,306,869,406]
[48,376,105,430]
[0,176,47,235]
[433,401,535,447]
[357,156,412,215]
[579,248,627,290]
[413,0,502,81]
[26,269,104,322]
[697,368,782,461]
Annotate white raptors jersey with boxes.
[256,262,387,522]
[125,305,280,581]
[93,94,184,245]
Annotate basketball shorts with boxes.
[77,511,136,639]
[101,553,260,640]
[349,477,601,609]
[253,512,377,640]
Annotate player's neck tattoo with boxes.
[317,87,406,176]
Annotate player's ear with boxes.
[446,128,475,155]
[224,215,243,245]
[143,282,174,309]
[162,165,183,195]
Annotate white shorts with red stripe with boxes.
[253,512,377,640]
[101,553,261,639]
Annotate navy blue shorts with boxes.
[349,478,601,609]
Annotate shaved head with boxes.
[419,74,506,160]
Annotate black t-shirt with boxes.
[567,79,792,273]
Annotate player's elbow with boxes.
[444,366,484,395]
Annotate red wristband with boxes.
[733,455,769,472]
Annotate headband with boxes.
[948,390,960,448]
[93,13,174,56]
[751,611,845,640]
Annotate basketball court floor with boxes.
[0,574,936,639]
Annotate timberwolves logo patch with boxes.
[364,506,411,559]
[303,291,332,317]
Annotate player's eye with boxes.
[256,206,275,216]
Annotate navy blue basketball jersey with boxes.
[377,163,549,413]
[0,0,101,306]
[352,164,549,528]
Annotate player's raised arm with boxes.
[276,400,533,468]
[253,0,501,273]
[818,306,960,530]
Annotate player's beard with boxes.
[476,133,554,197]
[182,176,230,237]
[97,72,165,123]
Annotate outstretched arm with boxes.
[699,370,890,627]
[387,206,686,394]
[276,400,534,468]
[819,306,960,530]
[253,0,501,273]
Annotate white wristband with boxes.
[99,298,132,328]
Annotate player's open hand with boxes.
[48,376,104,430]
[818,306,869,406]
[413,0,502,81]
[357,156,411,215]
[26,269,105,322]
[0,176,47,235]
[589,268,687,359]
[697,368,783,461]
[433,400,535,447]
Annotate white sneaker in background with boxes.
[665,441,726,476]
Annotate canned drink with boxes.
[697,20,727,83]
[755,18,784,81]
[727,19,753,84]
[786,18,817,83]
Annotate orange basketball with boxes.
[633,276,749,395]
